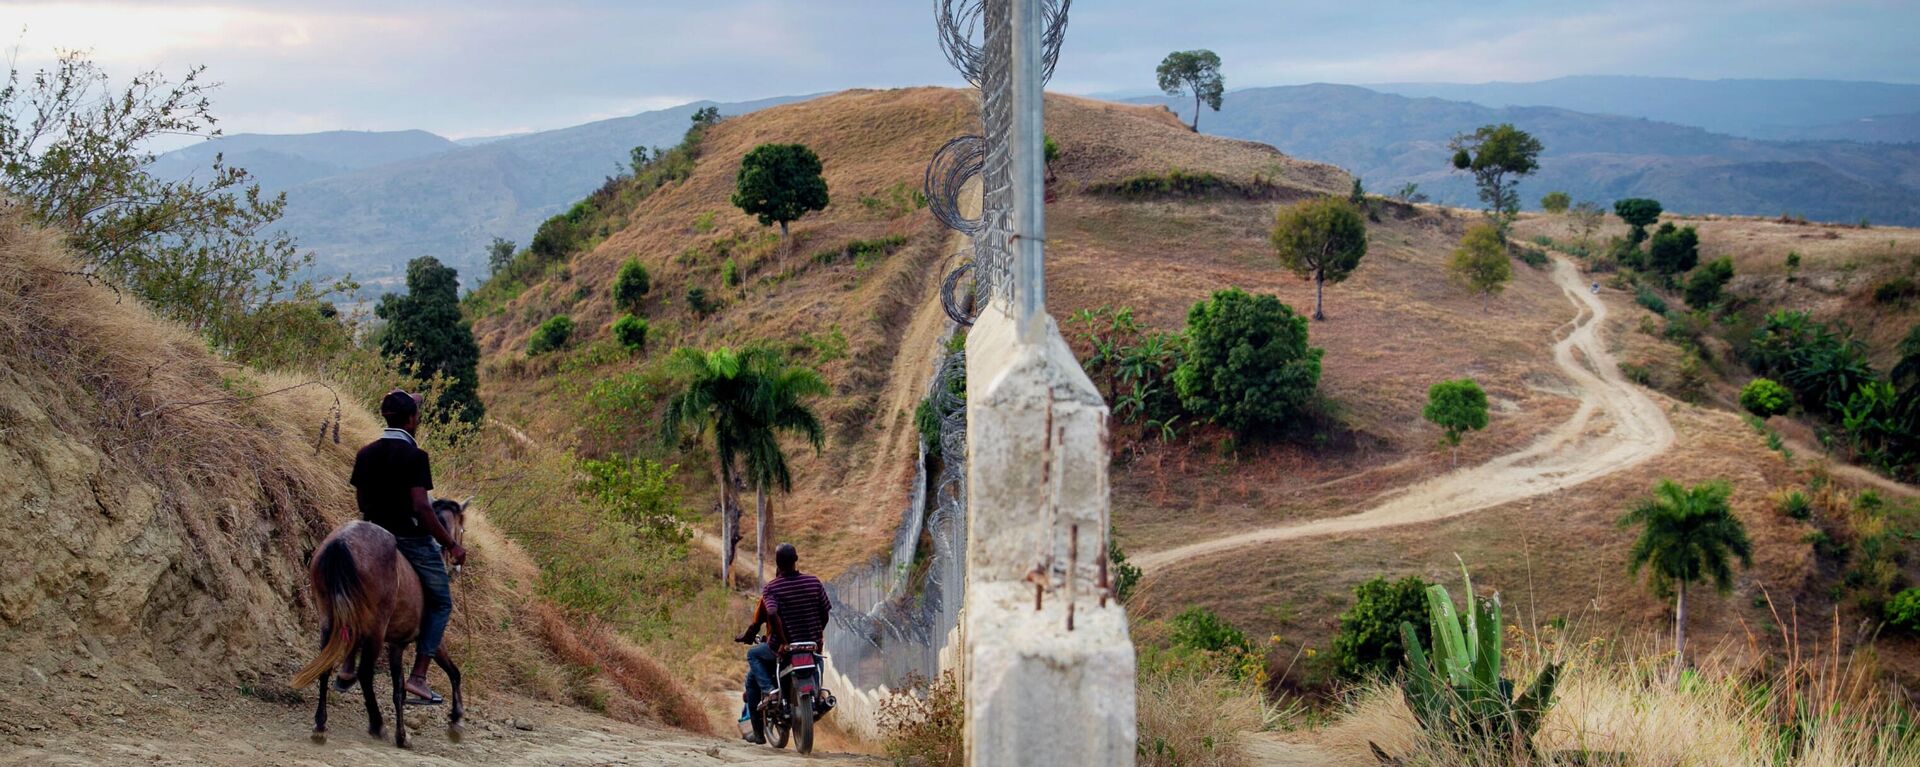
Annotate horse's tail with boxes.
[291,537,368,688]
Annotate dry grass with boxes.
[1136,668,1267,767]
[1313,623,1920,767]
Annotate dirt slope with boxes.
[1135,252,1675,571]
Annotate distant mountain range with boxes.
[149,95,808,290]
[153,77,1920,292]
[1366,76,1920,143]
[1130,83,1920,226]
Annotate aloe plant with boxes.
[1397,566,1561,758]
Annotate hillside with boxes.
[149,96,808,291]
[1369,76,1920,142]
[1130,83,1920,226]
[469,85,1920,713]
[0,210,825,762]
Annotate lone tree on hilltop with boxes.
[1172,288,1323,436]
[1620,479,1751,676]
[1448,123,1543,233]
[1424,378,1490,467]
[376,256,484,424]
[1156,50,1225,132]
[1614,198,1663,245]
[1270,196,1368,321]
[732,143,829,239]
[1448,223,1513,312]
[1540,191,1571,215]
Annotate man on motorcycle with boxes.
[735,543,830,744]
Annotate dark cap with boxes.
[380,389,421,417]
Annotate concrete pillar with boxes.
[963,303,1136,765]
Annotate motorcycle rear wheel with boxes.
[794,691,815,755]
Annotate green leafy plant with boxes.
[528,315,575,355]
[721,257,740,287]
[375,256,485,423]
[1777,489,1812,521]
[1270,196,1368,320]
[731,142,829,238]
[1394,565,1561,759]
[1740,378,1793,418]
[1884,589,1920,634]
[1620,479,1752,673]
[1448,123,1543,231]
[1648,223,1701,277]
[1168,607,1261,682]
[1172,289,1323,437]
[613,258,652,312]
[1539,191,1571,214]
[1109,537,1143,604]
[1685,257,1734,309]
[1424,378,1490,467]
[612,314,649,352]
[1333,575,1432,680]
[1448,223,1512,311]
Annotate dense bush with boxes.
[1333,575,1433,679]
[1685,257,1734,308]
[1874,277,1919,305]
[613,258,651,311]
[1885,589,1920,634]
[1647,222,1701,276]
[1747,310,1874,416]
[1173,289,1323,436]
[1634,285,1669,315]
[1087,169,1279,199]
[1739,377,1793,417]
[528,315,575,355]
[612,313,649,351]
[1167,607,1261,681]
[686,286,718,317]
[1069,305,1186,437]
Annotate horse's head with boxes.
[433,496,471,572]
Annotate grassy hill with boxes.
[1131,83,1920,226]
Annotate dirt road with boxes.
[1134,254,1676,573]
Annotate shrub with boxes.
[1647,222,1700,276]
[1172,289,1323,436]
[1740,377,1793,418]
[1634,285,1669,315]
[1332,575,1433,679]
[1874,276,1918,305]
[1515,246,1548,268]
[692,210,716,233]
[612,314,649,351]
[1685,257,1734,308]
[721,257,740,287]
[528,315,575,355]
[876,671,964,767]
[686,286,718,317]
[1747,310,1874,416]
[1886,589,1920,634]
[1777,489,1812,521]
[1448,224,1512,309]
[1168,607,1262,682]
[1540,191,1571,214]
[1109,538,1142,603]
[613,258,651,312]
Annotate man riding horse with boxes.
[344,389,467,705]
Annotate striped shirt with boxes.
[763,572,831,646]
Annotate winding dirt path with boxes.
[1134,255,1677,574]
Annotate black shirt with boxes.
[350,431,433,538]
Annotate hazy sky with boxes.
[7,0,1918,141]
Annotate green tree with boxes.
[1333,575,1433,679]
[1647,223,1700,277]
[1620,479,1752,674]
[1172,289,1323,436]
[1613,198,1664,244]
[375,256,484,424]
[1738,378,1792,418]
[731,143,829,238]
[1155,50,1225,131]
[1423,378,1490,467]
[527,315,575,355]
[1448,224,1513,312]
[613,258,652,312]
[613,313,649,351]
[0,49,347,341]
[486,237,516,277]
[1270,197,1369,320]
[1540,191,1571,214]
[1684,257,1734,309]
[661,346,826,586]
[1447,124,1543,231]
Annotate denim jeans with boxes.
[395,536,452,659]
[743,641,777,717]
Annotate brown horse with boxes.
[291,498,468,748]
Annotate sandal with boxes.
[405,691,445,706]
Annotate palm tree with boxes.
[662,346,827,588]
[738,351,827,589]
[662,347,759,584]
[1619,479,1752,676]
